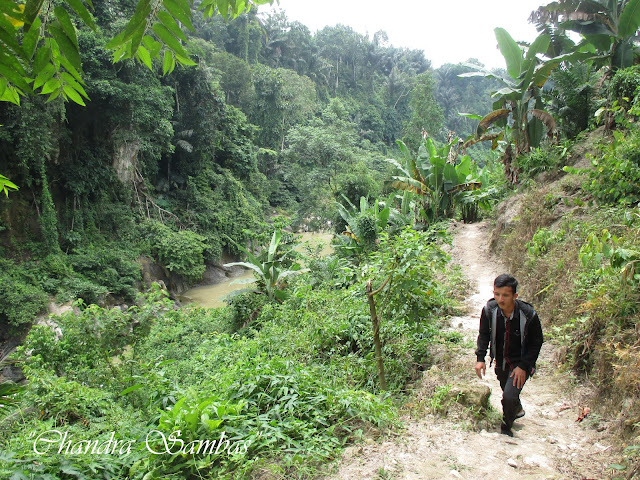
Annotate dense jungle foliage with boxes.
[2,0,640,477]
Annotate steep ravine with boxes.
[327,221,616,480]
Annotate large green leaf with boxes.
[456,155,472,180]
[335,202,354,225]
[612,39,636,69]
[443,163,457,187]
[425,138,438,158]
[142,35,162,58]
[491,86,520,98]
[618,0,640,37]
[525,33,551,62]
[40,77,61,95]
[519,33,551,93]
[531,50,595,87]
[57,54,84,83]
[63,83,86,105]
[378,207,390,226]
[123,0,152,42]
[458,112,484,120]
[222,261,264,277]
[459,62,515,83]
[23,0,46,31]
[0,59,30,91]
[277,268,309,282]
[564,20,616,37]
[60,72,88,98]
[395,139,414,168]
[267,229,281,261]
[162,49,175,75]
[0,17,23,57]
[128,16,146,57]
[495,27,523,80]
[22,15,41,59]
[48,23,82,70]
[582,32,615,53]
[383,157,410,177]
[32,63,55,90]
[425,155,445,189]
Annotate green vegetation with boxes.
[1,223,462,478]
[4,0,640,475]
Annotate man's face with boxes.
[494,285,518,313]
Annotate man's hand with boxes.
[510,366,527,389]
[475,361,486,379]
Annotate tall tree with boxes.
[402,72,444,152]
[250,65,317,150]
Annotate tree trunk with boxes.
[366,279,387,391]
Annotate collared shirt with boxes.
[495,304,522,370]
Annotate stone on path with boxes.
[446,384,491,410]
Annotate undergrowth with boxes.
[0,225,464,479]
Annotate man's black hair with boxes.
[494,274,518,294]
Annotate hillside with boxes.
[328,221,615,479]
[3,1,640,478]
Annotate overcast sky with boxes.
[261,0,545,70]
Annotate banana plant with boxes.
[335,195,390,257]
[531,0,640,70]
[460,28,593,172]
[224,229,308,303]
[385,138,482,224]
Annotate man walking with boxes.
[474,274,544,436]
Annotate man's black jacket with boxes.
[475,298,544,373]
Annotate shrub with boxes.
[0,267,48,333]
[515,147,558,178]
[69,246,141,300]
[228,291,269,330]
[609,65,640,108]
[141,219,206,281]
[584,129,640,205]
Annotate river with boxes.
[179,232,334,308]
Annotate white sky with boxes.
[262,0,545,69]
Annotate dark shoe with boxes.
[500,423,514,437]
[515,409,525,419]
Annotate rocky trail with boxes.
[328,221,618,480]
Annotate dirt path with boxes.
[328,221,616,480]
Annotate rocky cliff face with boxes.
[112,134,141,185]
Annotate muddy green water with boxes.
[180,232,333,308]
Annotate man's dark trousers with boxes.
[496,366,527,429]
